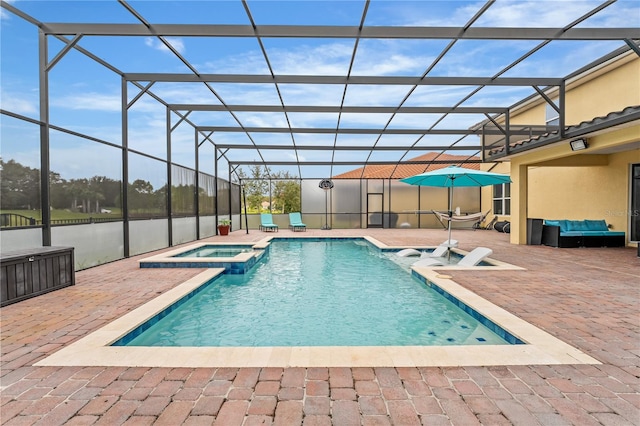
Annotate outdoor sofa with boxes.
[541,219,625,248]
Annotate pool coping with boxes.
[362,235,525,271]
[137,236,525,272]
[138,242,264,272]
[36,237,599,368]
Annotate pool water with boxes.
[173,246,252,258]
[118,239,512,347]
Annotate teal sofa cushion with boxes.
[544,218,624,247]
[584,219,608,231]
[561,231,584,236]
[547,219,622,238]
[604,231,625,236]
[579,231,607,236]
[567,220,586,231]
[561,230,625,237]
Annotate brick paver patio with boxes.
[1,228,638,425]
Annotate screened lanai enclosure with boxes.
[240,169,482,232]
[1,0,638,269]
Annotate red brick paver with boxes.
[1,229,639,424]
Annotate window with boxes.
[493,183,510,215]
[545,98,559,127]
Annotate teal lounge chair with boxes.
[288,212,306,232]
[260,213,278,232]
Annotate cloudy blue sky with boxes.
[1,0,638,182]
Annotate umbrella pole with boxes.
[447,185,453,261]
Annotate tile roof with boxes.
[332,153,480,179]
[487,105,640,158]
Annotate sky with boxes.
[1,0,639,183]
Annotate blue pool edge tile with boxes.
[411,270,525,345]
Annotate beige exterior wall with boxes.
[482,52,640,246]
[527,149,639,232]
[509,105,544,126]
[564,57,640,124]
[504,52,640,127]
[490,126,640,245]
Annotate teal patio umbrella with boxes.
[401,166,512,256]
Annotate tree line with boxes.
[237,165,301,213]
[0,159,218,217]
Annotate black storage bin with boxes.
[1,246,75,307]
[527,218,544,245]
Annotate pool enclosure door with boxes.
[367,193,384,228]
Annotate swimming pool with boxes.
[115,239,520,347]
[173,245,252,258]
[36,235,599,368]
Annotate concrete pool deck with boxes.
[1,228,638,424]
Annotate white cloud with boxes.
[500,40,623,78]
[202,42,354,75]
[287,151,305,162]
[400,0,638,28]
[145,37,186,55]
[50,90,172,114]
[476,1,590,27]
[585,1,640,27]
[235,112,288,128]
[0,0,16,20]
[201,84,281,105]
[203,40,434,78]
[355,53,423,75]
[200,49,269,74]
[401,2,483,27]
[51,92,122,112]
[271,43,352,75]
[4,0,632,182]
[149,83,225,104]
[0,91,38,114]
[287,112,340,128]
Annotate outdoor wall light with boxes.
[570,138,588,151]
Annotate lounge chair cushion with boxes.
[413,247,492,268]
[260,213,279,232]
[288,212,306,231]
[458,247,492,267]
[421,245,449,258]
[396,249,422,257]
[413,257,445,267]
